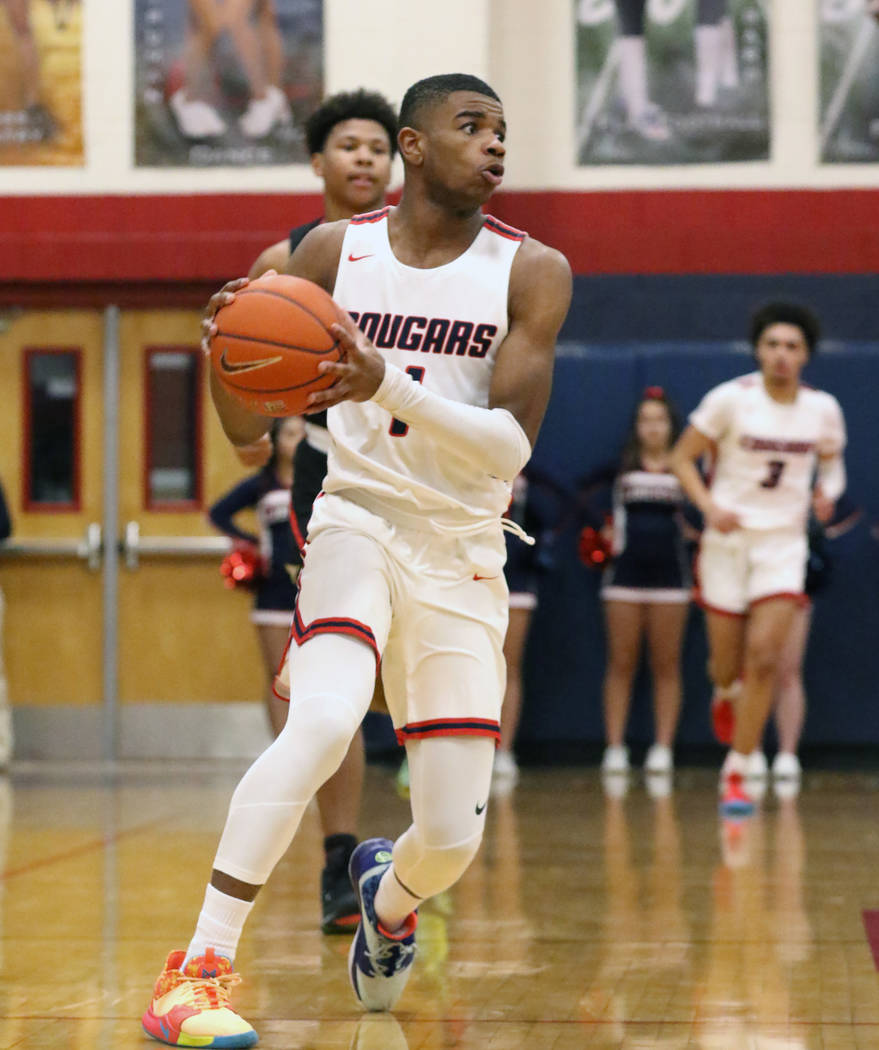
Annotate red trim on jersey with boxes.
[483,215,526,242]
[749,591,809,609]
[395,718,501,745]
[350,207,391,225]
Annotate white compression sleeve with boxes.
[816,454,846,503]
[371,363,531,481]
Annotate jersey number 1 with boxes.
[389,367,426,437]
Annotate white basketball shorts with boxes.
[696,526,809,616]
[289,493,509,745]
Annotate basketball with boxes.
[210,273,345,416]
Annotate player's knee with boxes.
[282,691,361,781]
[397,830,483,899]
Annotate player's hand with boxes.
[199,275,261,355]
[305,312,386,412]
[812,484,835,524]
[234,433,273,467]
[705,503,741,533]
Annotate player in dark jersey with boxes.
[233,87,397,935]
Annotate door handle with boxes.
[120,521,231,570]
[0,522,103,572]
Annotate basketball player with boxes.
[231,89,396,936]
[670,302,847,819]
[142,73,571,1045]
[613,0,670,141]
[693,0,739,110]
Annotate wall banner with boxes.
[0,0,83,166]
[574,0,770,165]
[819,0,879,163]
[134,0,323,168]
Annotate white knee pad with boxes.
[392,826,484,900]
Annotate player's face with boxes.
[755,323,810,386]
[419,91,507,208]
[636,400,672,453]
[274,417,304,463]
[313,118,393,213]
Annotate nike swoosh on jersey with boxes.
[473,573,499,581]
[347,253,373,262]
[219,348,282,373]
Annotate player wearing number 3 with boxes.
[142,73,570,1045]
[670,302,847,819]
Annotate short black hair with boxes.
[749,301,821,357]
[399,74,501,130]
[305,89,398,157]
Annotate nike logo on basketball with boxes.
[475,801,486,815]
[348,253,373,262]
[219,349,282,373]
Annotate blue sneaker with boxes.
[347,838,417,1011]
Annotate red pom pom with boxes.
[578,526,612,568]
[220,543,265,590]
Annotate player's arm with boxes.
[670,425,740,532]
[248,239,290,280]
[308,239,572,481]
[284,221,347,293]
[813,399,848,521]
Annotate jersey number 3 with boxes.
[389,367,426,437]
[760,459,786,489]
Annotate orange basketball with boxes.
[210,273,345,417]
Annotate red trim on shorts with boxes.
[749,591,809,609]
[395,718,501,746]
[291,605,381,668]
[696,595,747,619]
[289,510,307,558]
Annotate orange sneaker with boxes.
[142,948,257,1047]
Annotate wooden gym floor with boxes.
[2,760,878,1049]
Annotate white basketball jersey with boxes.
[690,372,846,530]
[324,207,525,534]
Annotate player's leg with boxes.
[225,0,290,137]
[5,0,40,108]
[694,0,727,108]
[495,603,533,785]
[771,603,811,779]
[315,729,364,933]
[615,0,670,140]
[644,600,688,770]
[601,598,646,772]
[254,620,291,735]
[736,598,801,756]
[171,0,228,138]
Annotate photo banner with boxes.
[0,0,84,166]
[819,0,879,163]
[134,0,323,168]
[574,0,770,165]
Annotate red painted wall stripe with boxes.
[2,189,879,285]
[863,911,879,970]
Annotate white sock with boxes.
[618,36,649,122]
[374,866,422,933]
[183,884,255,969]
[719,17,739,89]
[715,679,742,702]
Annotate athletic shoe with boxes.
[492,749,520,787]
[719,771,755,819]
[169,90,227,139]
[628,104,671,142]
[322,861,360,935]
[348,838,417,1011]
[601,745,629,774]
[746,750,768,780]
[711,694,735,746]
[142,947,257,1048]
[239,85,292,139]
[772,751,801,780]
[644,743,673,775]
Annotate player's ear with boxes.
[310,152,324,179]
[397,127,423,166]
